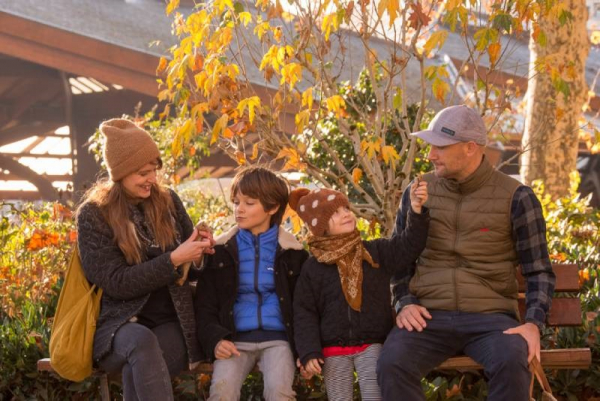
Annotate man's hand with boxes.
[304,358,324,376]
[214,339,241,360]
[503,322,540,363]
[396,304,432,332]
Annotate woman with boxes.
[76,118,213,400]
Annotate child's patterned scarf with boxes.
[308,229,379,311]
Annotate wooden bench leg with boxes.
[99,374,110,401]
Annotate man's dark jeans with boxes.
[377,310,530,401]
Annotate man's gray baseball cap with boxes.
[410,105,488,146]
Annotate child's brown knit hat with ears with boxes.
[99,118,161,182]
[289,188,349,236]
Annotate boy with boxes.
[195,166,308,400]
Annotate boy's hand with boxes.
[410,176,428,214]
[305,358,324,376]
[214,339,241,360]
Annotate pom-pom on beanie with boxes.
[99,118,160,182]
[289,187,349,236]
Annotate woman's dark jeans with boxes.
[98,321,187,401]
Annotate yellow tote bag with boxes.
[49,247,103,382]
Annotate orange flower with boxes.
[578,268,590,286]
[26,229,61,250]
[53,203,72,220]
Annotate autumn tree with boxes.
[521,0,591,198]
[159,0,575,234]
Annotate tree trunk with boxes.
[521,0,589,198]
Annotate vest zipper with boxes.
[453,196,463,311]
[254,237,263,329]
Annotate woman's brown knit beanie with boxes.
[289,187,349,236]
[99,118,161,182]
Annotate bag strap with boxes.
[529,356,553,396]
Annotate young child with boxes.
[291,182,429,401]
[195,166,308,401]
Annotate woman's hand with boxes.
[410,179,428,214]
[170,229,213,267]
[214,340,241,360]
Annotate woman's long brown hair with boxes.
[77,174,177,265]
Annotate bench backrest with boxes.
[516,263,581,326]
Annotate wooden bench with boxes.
[438,263,592,370]
[37,263,592,399]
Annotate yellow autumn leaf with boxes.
[280,63,302,91]
[273,26,283,42]
[277,45,295,65]
[238,11,252,27]
[321,13,340,41]
[223,127,234,139]
[302,88,314,110]
[214,0,233,13]
[255,0,270,10]
[180,119,193,143]
[423,30,448,56]
[166,0,180,15]
[326,95,346,117]
[295,110,310,133]
[381,145,400,166]
[259,45,280,72]
[237,96,261,124]
[352,168,363,184]
[254,22,271,41]
[432,78,450,103]
[251,143,259,160]
[210,114,229,145]
[276,148,307,171]
[377,0,400,26]
[234,150,246,165]
[282,207,304,234]
[488,42,501,66]
[360,138,382,159]
[156,57,168,74]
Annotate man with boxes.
[377,105,556,400]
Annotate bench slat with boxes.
[518,298,582,326]
[37,358,107,378]
[438,348,592,370]
[517,264,579,292]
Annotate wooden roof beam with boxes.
[0,122,65,146]
[0,12,161,97]
[0,154,59,200]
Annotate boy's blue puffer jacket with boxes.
[234,225,284,332]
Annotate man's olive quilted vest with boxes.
[409,158,522,316]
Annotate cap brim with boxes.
[410,130,462,147]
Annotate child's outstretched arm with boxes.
[373,179,430,275]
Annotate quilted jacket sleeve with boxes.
[293,259,324,366]
[195,252,233,361]
[77,202,180,300]
[372,208,430,276]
